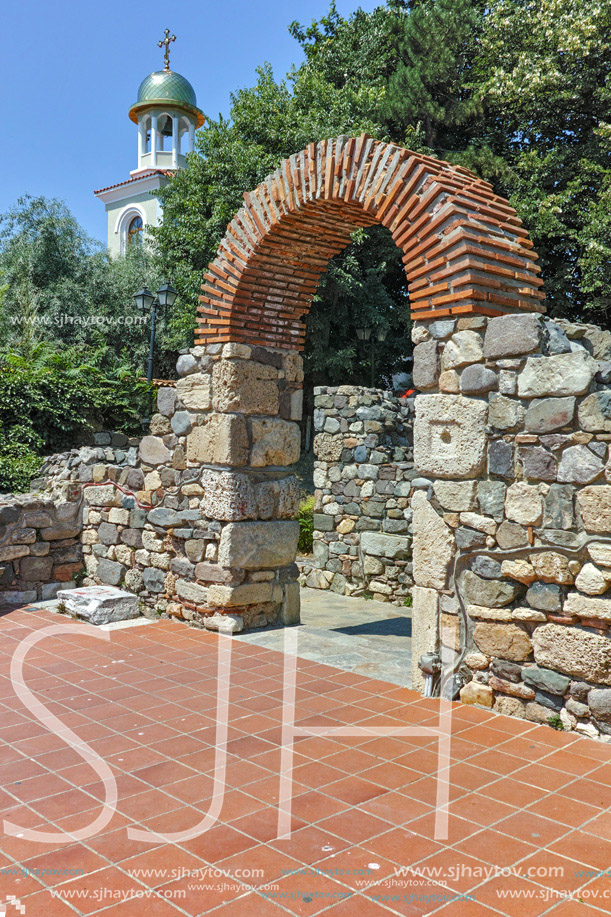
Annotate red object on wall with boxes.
[197,135,544,352]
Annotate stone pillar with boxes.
[409,311,611,734]
[168,342,304,631]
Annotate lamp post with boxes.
[133,282,178,383]
[356,326,388,388]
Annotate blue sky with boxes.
[2,0,380,244]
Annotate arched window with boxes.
[128,216,143,247]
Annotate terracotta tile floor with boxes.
[1,606,611,916]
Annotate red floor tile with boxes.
[2,608,611,917]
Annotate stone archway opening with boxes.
[185,134,543,664]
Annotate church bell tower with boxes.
[94,30,204,256]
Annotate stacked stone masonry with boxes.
[0,346,304,636]
[4,132,611,740]
[300,386,415,604]
[411,312,611,739]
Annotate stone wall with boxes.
[9,308,611,741]
[77,344,304,632]
[411,313,611,739]
[0,493,82,604]
[300,386,415,604]
[0,435,141,605]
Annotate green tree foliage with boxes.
[0,344,150,491]
[157,0,611,361]
[474,0,611,317]
[0,196,163,370]
[383,0,485,150]
[0,197,158,490]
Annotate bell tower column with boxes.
[150,114,158,168]
[172,115,179,168]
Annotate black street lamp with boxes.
[356,326,388,388]
[134,282,178,383]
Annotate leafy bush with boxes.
[298,496,315,554]
[0,344,151,492]
[0,438,42,492]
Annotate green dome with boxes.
[129,70,204,126]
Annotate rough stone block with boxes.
[533,623,611,685]
[194,562,240,584]
[203,612,243,633]
[186,414,249,466]
[520,446,557,482]
[411,586,439,692]
[40,524,81,541]
[518,351,598,398]
[412,491,455,590]
[175,373,212,411]
[200,469,256,521]
[207,582,274,607]
[473,622,532,662]
[414,394,487,479]
[250,418,300,467]
[530,552,572,585]
[588,543,611,566]
[441,331,483,370]
[460,682,493,707]
[361,531,409,559]
[460,365,497,394]
[138,436,171,466]
[157,387,177,417]
[413,340,439,390]
[588,689,611,724]
[525,397,575,433]
[563,592,611,621]
[483,314,542,360]
[433,480,477,512]
[579,391,611,433]
[96,558,126,587]
[57,585,139,624]
[488,440,513,478]
[314,433,343,461]
[19,556,54,582]
[488,394,523,430]
[505,482,543,526]
[218,521,299,569]
[577,486,611,533]
[176,579,208,604]
[558,445,604,485]
[0,545,30,562]
[463,571,522,607]
[212,360,278,415]
[281,582,301,625]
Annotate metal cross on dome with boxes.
[158,28,176,70]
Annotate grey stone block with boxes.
[413,340,439,390]
[96,558,126,587]
[483,313,542,359]
[488,440,513,478]
[526,582,562,612]
[522,665,570,696]
[525,397,575,433]
[460,365,497,394]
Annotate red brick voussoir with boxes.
[196,134,545,351]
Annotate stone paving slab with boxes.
[1,604,611,916]
[236,588,413,688]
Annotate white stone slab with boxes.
[57,585,140,625]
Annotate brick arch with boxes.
[197,134,545,351]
